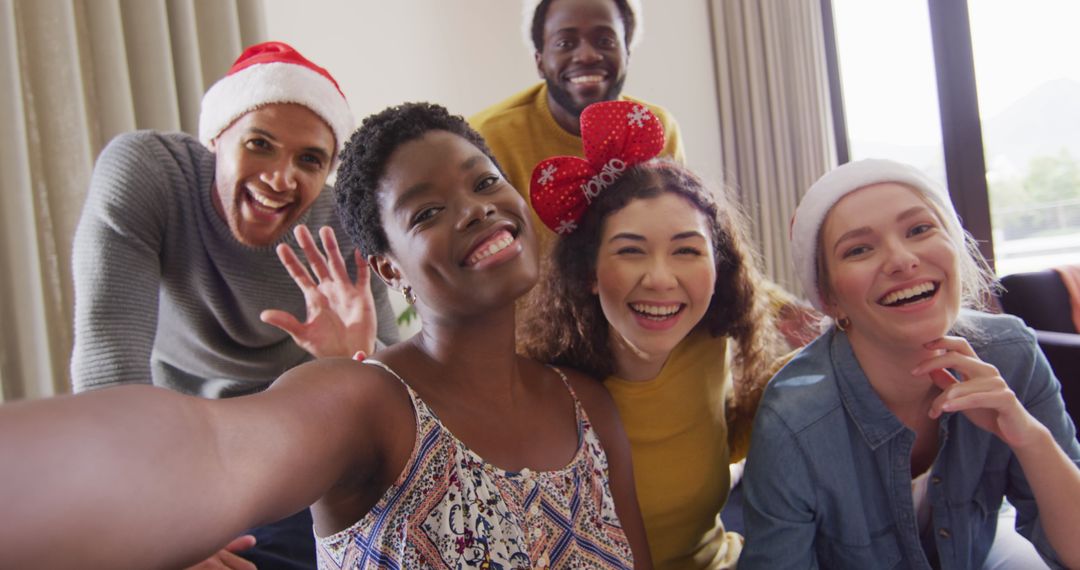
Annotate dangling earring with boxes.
[402,285,417,305]
[836,316,851,332]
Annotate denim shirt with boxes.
[741,312,1079,569]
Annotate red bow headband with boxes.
[529,101,665,235]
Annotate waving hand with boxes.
[261,225,377,358]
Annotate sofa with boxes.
[997,269,1080,431]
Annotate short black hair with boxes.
[334,102,500,257]
[530,0,636,52]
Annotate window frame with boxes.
[822,0,996,267]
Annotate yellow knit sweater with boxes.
[604,330,749,570]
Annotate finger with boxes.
[319,226,350,283]
[923,336,977,358]
[295,224,331,283]
[912,351,998,380]
[928,369,966,419]
[184,552,233,570]
[354,249,373,295]
[222,535,257,553]
[218,550,257,570]
[276,244,317,291]
[928,368,959,391]
[930,377,1014,418]
[937,375,1009,401]
[260,309,305,338]
[929,390,950,419]
[939,389,1015,415]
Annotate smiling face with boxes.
[536,0,629,134]
[594,192,716,375]
[210,103,335,247]
[821,182,962,350]
[373,130,538,319]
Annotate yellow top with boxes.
[604,330,749,570]
[470,83,685,254]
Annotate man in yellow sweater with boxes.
[470,0,684,250]
[473,3,821,569]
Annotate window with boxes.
[832,0,946,184]
[969,0,1080,275]
[829,0,1080,275]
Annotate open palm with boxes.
[261,225,377,358]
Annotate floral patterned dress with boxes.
[316,359,635,570]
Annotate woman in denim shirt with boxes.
[741,159,1080,569]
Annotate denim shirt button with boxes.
[931,476,942,485]
[938,528,952,539]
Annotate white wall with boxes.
[261,0,724,185]
[263,1,724,337]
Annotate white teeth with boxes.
[881,282,936,306]
[570,75,604,84]
[630,303,682,317]
[248,190,287,209]
[468,234,514,265]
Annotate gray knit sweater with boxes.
[71,131,399,397]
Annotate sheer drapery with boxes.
[709,0,837,294]
[0,0,264,401]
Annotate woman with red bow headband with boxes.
[521,101,786,569]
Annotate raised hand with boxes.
[918,336,1045,448]
[261,225,377,358]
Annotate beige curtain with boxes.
[709,0,837,295]
[0,0,265,401]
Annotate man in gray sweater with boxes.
[69,41,398,569]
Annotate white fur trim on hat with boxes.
[522,0,643,52]
[790,158,963,311]
[199,62,354,165]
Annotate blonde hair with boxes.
[815,183,999,327]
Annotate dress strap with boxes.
[365,360,581,428]
[547,365,575,397]
[547,366,587,432]
[361,358,406,384]
[360,358,424,408]
[368,359,575,399]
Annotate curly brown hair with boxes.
[520,159,782,425]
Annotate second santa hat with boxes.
[789,159,965,312]
[198,41,354,163]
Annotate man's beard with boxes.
[545,74,627,120]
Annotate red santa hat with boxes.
[198,41,354,164]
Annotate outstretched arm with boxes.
[0,358,382,569]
